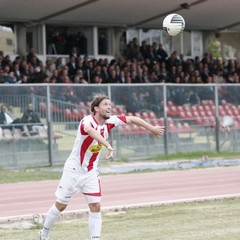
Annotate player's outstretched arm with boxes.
[126,116,165,137]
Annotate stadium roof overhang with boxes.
[0,0,240,32]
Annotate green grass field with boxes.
[1,198,240,240]
[1,151,240,239]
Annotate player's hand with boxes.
[150,125,165,137]
[106,144,114,160]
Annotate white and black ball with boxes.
[163,13,185,37]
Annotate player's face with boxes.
[97,99,111,119]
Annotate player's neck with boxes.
[93,114,106,125]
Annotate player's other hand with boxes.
[106,144,114,160]
[150,125,165,137]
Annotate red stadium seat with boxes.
[168,122,177,133]
[201,100,208,106]
[111,107,118,114]
[39,102,46,112]
[167,101,174,107]
[72,109,81,120]
[79,109,87,119]
[225,109,233,116]
[210,105,215,113]
[182,122,194,133]
[207,100,214,106]
[149,111,157,119]
[203,105,210,111]
[134,112,141,118]
[185,111,193,119]
[191,111,199,118]
[197,105,204,112]
[179,111,186,119]
[50,104,60,113]
[85,101,91,107]
[177,122,194,133]
[208,117,216,127]
[198,110,206,118]
[195,117,207,126]
[79,102,85,107]
[141,112,149,120]
[205,110,213,117]
[218,109,226,117]
[168,106,178,117]
[221,99,227,106]
[63,109,73,120]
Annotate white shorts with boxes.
[55,168,102,205]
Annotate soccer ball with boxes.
[222,116,234,128]
[163,13,185,37]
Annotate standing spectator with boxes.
[85,60,96,83]
[140,41,148,58]
[20,62,31,81]
[119,70,126,83]
[45,62,54,78]
[201,65,210,83]
[66,56,77,80]
[78,32,88,55]
[55,57,64,70]
[157,43,168,62]
[27,48,41,67]
[98,32,107,54]
[12,63,21,81]
[101,65,109,83]
[119,32,127,57]
[52,32,65,54]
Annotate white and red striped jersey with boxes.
[65,114,127,172]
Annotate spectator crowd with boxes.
[0,38,240,109]
[0,37,240,122]
[1,38,240,86]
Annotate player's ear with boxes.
[94,106,99,113]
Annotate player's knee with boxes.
[89,202,101,212]
[55,201,67,212]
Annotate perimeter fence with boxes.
[0,83,239,168]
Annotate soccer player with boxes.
[39,95,165,240]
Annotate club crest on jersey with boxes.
[89,144,103,153]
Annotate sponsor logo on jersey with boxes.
[89,144,103,153]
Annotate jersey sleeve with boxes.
[105,115,127,134]
[117,115,127,125]
[79,116,94,135]
[111,115,127,126]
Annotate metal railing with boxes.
[0,83,239,168]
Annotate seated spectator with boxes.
[0,104,26,134]
[21,103,44,133]
[187,90,200,106]
[69,47,80,58]
[73,70,88,84]
[3,71,18,84]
